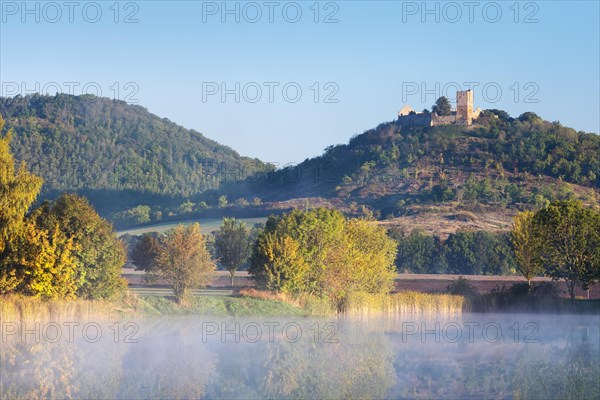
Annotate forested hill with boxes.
[245,110,600,217]
[0,94,267,210]
[2,94,598,226]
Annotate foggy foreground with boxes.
[1,313,599,399]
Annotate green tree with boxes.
[445,230,515,275]
[151,223,216,305]
[131,233,161,272]
[178,201,195,214]
[532,200,600,300]
[250,208,345,295]
[218,195,228,208]
[511,211,544,287]
[214,218,251,286]
[391,229,447,274]
[30,194,127,299]
[235,198,249,207]
[113,205,151,225]
[130,205,151,224]
[432,96,452,116]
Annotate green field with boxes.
[117,217,267,236]
[139,295,307,317]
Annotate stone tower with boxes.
[456,90,474,125]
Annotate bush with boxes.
[446,276,479,299]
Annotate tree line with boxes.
[390,229,516,275]
[133,200,599,307]
[133,209,397,310]
[511,200,600,300]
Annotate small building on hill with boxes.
[398,90,482,127]
[398,105,416,116]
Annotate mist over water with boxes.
[1,313,599,399]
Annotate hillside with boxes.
[1,95,598,233]
[240,110,599,220]
[0,94,268,214]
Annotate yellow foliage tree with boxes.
[259,233,309,294]
[250,209,398,310]
[9,223,79,299]
[151,223,216,305]
[0,117,43,252]
[322,219,397,309]
[0,115,44,293]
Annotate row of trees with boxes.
[131,201,599,305]
[131,218,249,303]
[112,196,264,227]
[390,229,515,275]
[0,116,126,299]
[512,200,600,300]
[387,200,600,299]
[133,209,397,309]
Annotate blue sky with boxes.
[1,1,598,165]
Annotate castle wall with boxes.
[431,114,457,126]
[397,113,432,126]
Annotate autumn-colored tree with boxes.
[214,218,251,286]
[342,219,397,294]
[0,115,44,293]
[8,223,79,299]
[30,194,127,299]
[249,209,397,309]
[321,219,397,309]
[151,224,216,305]
[250,209,345,295]
[511,211,544,287]
[254,233,309,293]
[131,233,162,271]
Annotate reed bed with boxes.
[239,288,467,315]
[343,291,467,315]
[0,293,141,322]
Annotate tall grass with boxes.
[239,289,466,315]
[1,289,467,321]
[0,293,141,322]
[343,291,467,315]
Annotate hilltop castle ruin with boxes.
[397,90,482,127]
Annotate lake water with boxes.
[1,313,598,399]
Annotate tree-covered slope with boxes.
[2,94,598,226]
[249,110,599,217]
[0,94,267,200]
